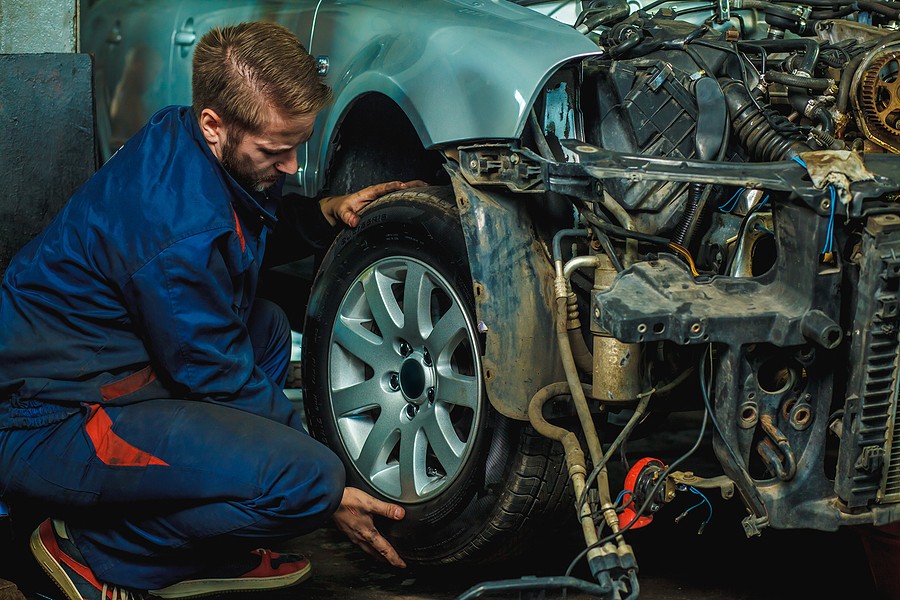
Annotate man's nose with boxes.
[276,153,299,175]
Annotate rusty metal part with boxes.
[591,253,642,402]
[758,413,798,481]
[858,50,900,153]
[449,164,565,420]
[667,471,737,500]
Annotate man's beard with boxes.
[220,135,280,192]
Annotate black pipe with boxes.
[739,38,820,74]
[763,70,833,91]
[836,52,866,113]
[859,0,900,17]
[720,79,811,161]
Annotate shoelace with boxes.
[101,583,145,600]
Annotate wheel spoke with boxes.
[398,423,428,499]
[331,377,391,417]
[424,412,464,475]
[355,412,401,479]
[426,307,466,358]
[363,266,403,339]
[332,317,391,372]
[435,368,479,409]
[402,261,435,340]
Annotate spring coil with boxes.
[672,182,704,246]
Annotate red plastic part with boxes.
[618,457,665,530]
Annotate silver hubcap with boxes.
[328,257,482,503]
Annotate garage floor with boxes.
[0,388,881,600]
[6,506,878,600]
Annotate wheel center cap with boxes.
[400,357,432,405]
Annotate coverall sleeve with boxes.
[122,227,298,426]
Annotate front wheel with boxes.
[302,186,569,564]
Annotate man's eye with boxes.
[261,149,280,156]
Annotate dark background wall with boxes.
[0,52,96,274]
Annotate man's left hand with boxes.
[332,486,408,568]
[319,180,428,227]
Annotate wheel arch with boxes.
[319,91,449,195]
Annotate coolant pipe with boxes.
[553,229,594,374]
[528,382,601,550]
[600,192,639,267]
[562,255,602,375]
[837,53,866,114]
[554,277,605,470]
[554,258,615,525]
[763,70,833,92]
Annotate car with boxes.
[81,1,900,598]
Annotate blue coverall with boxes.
[0,106,345,588]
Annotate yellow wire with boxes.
[668,243,700,277]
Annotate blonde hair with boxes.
[192,21,332,132]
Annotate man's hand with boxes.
[332,486,407,568]
[319,180,428,227]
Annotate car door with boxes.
[81,0,184,162]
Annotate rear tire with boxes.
[302,185,570,564]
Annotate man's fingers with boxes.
[370,535,407,568]
[402,179,429,188]
[373,499,405,520]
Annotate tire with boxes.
[302,186,571,565]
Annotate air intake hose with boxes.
[720,79,811,161]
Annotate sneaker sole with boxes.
[29,523,83,600]
[150,562,312,599]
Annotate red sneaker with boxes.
[30,518,146,600]
[150,548,312,599]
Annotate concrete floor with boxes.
[279,514,879,600]
[5,512,878,600]
[0,381,883,600]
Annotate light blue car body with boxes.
[83,0,598,192]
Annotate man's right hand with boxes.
[332,486,407,568]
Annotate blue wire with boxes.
[719,187,745,213]
[615,489,632,507]
[793,155,836,255]
[822,185,836,254]
[688,486,714,524]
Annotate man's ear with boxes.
[198,108,225,156]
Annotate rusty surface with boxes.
[449,165,564,420]
[0,53,96,275]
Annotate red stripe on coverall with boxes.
[99,364,157,401]
[85,405,169,467]
[232,207,245,251]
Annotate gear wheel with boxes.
[859,50,900,152]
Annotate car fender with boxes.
[307,0,599,191]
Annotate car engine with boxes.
[454,2,900,597]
